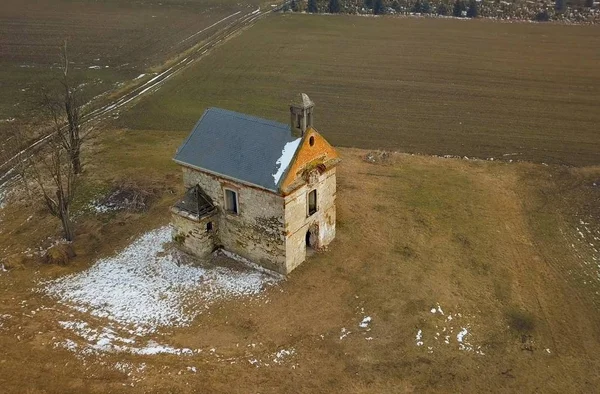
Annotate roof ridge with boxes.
[208,107,289,132]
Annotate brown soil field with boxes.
[0,0,262,120]
[0,126,599,392]
[116,14,600,166]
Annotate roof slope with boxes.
[174,108,301,193]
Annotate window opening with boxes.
[225,189,238,214]
[308,189,317,216]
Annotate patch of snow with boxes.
[339,327,350,340]
[359,316,372,328]
[457,328,468,343]
[43,226,280,336]
[272,348,295,364]
[272,138,301,185]
[88,66,101,70]
[134,74,146,80]
[416,329,423,346]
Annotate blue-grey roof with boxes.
[174,108,301,192]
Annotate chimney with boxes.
[290,93,314,138]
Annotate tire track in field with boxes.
[0,3,286,191]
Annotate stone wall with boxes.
[171,209,217,258]
[182,167,287,273]
[284,167,337,272]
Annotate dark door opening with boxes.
[305,230,312,247]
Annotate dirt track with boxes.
[0,3,280,190]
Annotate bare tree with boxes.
[0,121,34,202]
[43,41,87,175]
[29,131,77,241]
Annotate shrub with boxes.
[422,1,431,13]
[534,9,550,21]
[329,0,341,13]
[466,0,478,17]
[437,3,449,15]
[412,0,423,12]
[373,0,386,14]
[453,0,466,16]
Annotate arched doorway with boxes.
[305,224,319,256]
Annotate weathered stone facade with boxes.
[171,164,337,274]
[284,167,337,272]
[173,167,287,273]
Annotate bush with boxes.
[307,0,318,13]
[437,3,449,15]
[453,0,466,16]
[466,0,478,17]
[412,0,423,13]
[329,0,341,13]
[534,9,550,21]
[374,0,386,14]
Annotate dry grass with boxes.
[0,125,599,392]
[116,13,600,166]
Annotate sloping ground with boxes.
[0,141,599,392]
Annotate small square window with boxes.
[224,189,238,214]
[308,189,317,216]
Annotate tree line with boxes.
[285,0,597,20]
[288,0,481,17]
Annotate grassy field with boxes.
[116,14,600,166]
[0,126,599,392]
[0,0,262,120]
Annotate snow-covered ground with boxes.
[42,226,281,355]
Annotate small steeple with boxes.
[290,93,314,137]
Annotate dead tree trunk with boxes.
[57,189,74,242]
[34,126,78,242]
[60,42,83,175]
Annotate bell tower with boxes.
[290,93,314,138]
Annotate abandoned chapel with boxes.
[170,94,340,275]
